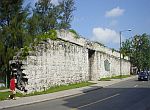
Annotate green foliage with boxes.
[36,29,57,41]
[111,75,131,79]
[121,34,150,70]
[47,29,57,40]
[99,77,111,81]
[0,0,75,84]
[20,46,31,60]
[58,0,76,29]
[0,1,75,68]
[24,82,94,96]
[0,91,10,101]
[0,87,7,90]
[112,48,115,52]
[121,39,132,58]
[34,0,56,33]
[27,13,40,37]
[69,29,80,39]
[33,0,76,31]
[99,75,131,81]
[0,0,29,77]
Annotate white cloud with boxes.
[105,7,125,17]
[91,27,120,45]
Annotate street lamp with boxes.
[119,29,131,79]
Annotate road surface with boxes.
[2,78,150,110]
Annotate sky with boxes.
[25,0,150,49]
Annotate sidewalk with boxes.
[0,75,137,109]
[0,89,10,92]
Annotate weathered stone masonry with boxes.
[21,30,130,93]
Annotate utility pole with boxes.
[119,29,131,79]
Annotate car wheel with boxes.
[138,78,141,81]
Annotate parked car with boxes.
[138,71,150,81]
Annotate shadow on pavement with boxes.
[62,81,150,110]
[82,86,103,93]
[2,79,150,110]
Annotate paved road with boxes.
[2,78,150,110]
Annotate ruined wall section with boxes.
[91,51,131,80]
[22,39,89,93]
[21,30,131,93]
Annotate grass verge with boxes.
[99,75,131,81]
[99,77,111,81]
[0,87,7,90]
[111,75,131,79]
[0,91,10,101]
[0,81,95,101]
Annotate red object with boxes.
[10,78,15,91]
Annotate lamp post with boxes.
[119,29,131,79]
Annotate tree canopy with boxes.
[121,34,150,71]
[0,0,75,79]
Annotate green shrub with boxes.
[69,29,80,39]
[36,29,57,41]
[18,30,57,60]
[20,46,31,60]
[48,29,57,40]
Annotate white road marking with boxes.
[134,85,138,87]
[76,94,120,109]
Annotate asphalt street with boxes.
[2,78,150,110]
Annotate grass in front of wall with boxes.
[0,91,10,101]
[99,77,111,81]
[0,81,95,101]
[22,81,95,97]
[111,75,131,79]
[0,87,7,90]
[99,75,131,81]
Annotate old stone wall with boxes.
[88,51,130,80]
[23,39,89,93]
[21,30,131,93]
[91,51,131,80]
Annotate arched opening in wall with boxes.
[88,49,95,80]
[104,59,110,71]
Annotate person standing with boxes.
[9,75,16,99]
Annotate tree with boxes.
[121,34,150,71]
[121,39,132,58]
[0,0,28,80]
[0,0,22,27]
[34,0,57,33]
[0,0,76,86]
[59,0,76,29]
[31,0,76,33]
[0,0,29,48]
